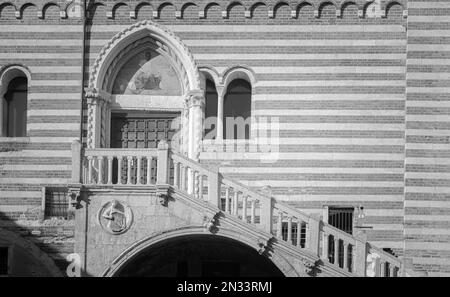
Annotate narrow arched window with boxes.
[4,77,27,137]
[204,79,218,139]
[223,79,251,140]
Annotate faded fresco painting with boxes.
[112,50,182,95]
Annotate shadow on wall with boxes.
[0,211,75,277]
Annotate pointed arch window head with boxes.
[223,79,252,140]
[2,76,28,137]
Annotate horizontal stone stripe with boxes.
[364,241,404,249]
[28,130,80,137]
[406,207,450,216]
[87,30,406,40]
[406,228,450,235]
[28,93,80,100]
[406,186,450,193]
[190,46,407,54]
[201,152,404,160]
[409,44,450,51]
[185,39,407,47]
[254,123,404,130]
[0,143,70,150]
[0,53,81,59]
[409,2,450,9]
[0,205,40,212]
[229,66,406,74]
[408,80,450,88]
[406,192,450,201]
[255,80,405,87]
[0,59,81,67]
[274,195,404,202]
[0,46,82,53]
[254,138,404,145]
[407,164,450,172]
[0,39,82,46]
[407,121,450,129]
[253,86,405,94]
[256,116,404,124]
[0,150,71,157]
[265,145,404,153]
[30,86,80,93]
[0,165,71,171]
[28,116,80,124]
[228,173,404,181]
[27,123,79,130]
[407,106,450,114]
[254,109,405,116]
[29,66,82,73]
[87,24,406,33]
[193,53,406,60]
[0,178,69,184]
[405,200,450,208]
[27,110,80,117]
[407,58,450,65]
[254,100,404,109]
[406,143,450,150]
[265,130,404,138]
[405,242,450,250]
[268,187,404,195]
[221,167,404,174]
[0,158,71,166]
[256,73,406,81]
[242,180,404,187]
[408,52,450,60]
[411,258,450,266]
[288,206,402,216]
[253,94,404,101]
[407,179,450,187]
[407,101,450,108]
[202,159,404,168]
[407,150,450,158]
[30,80,81,87]
[0,191,41,198]
[407,130,450,137]
[200,60,406,67]
[409,30,450,37]
[0,25,82,32]
[0,198,43,206]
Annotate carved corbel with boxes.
[257,238,269,255]
[203,211,221,232]
[156,186,170,207]
[68,187,81,209]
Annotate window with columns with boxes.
[223,79,251,140]
[204,79,218,138]
[1,76,28,137]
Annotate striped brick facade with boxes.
[0,0,447,276]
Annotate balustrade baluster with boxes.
[242,196,248,222]
[225,187,230,213]
[193,171,199,198]
[97,156,103,184]
[334,238,339,266]
[147,157,152,185]
[137,156,142,185]
[233,191,239,216]
[198,173,203,200]
[322,232,329,260]
[287,216,292,244]
[117,156,123,185]
[277,212,283,239]
[380,261,386,277]
[343,242,349,271]
[190,168,196,196]
[87,156,93,184]
[173,161,179,188]
[296,220,302,247]
[107,156,113,185]
[126,156,132,185]
[180,165,185,191]
[250,200,255,224]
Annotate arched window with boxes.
[223,79,251,140]
[204,79,218,139]
[3,76,28,137]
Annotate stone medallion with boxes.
[97,200,133,235]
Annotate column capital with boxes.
[184,92,205,109]
[85,87,108,105]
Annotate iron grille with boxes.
[45,187,69,219]
[328,207,354,235]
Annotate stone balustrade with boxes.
[72,139,402,277]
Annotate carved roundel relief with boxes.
[97,200,133,235]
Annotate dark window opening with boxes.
[328,207,354,235]
[204,79,218,139]
[0,247,8,275]
[45,187,69,219]
[4,77,27,137]
[281,222,306,248]
[223,79,251,140]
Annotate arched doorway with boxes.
[114,235,284,277]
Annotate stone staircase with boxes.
[79,140,402,277]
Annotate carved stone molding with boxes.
[257,237,269,255]
[68,186,82,209]
[202,211,221,232]
[184,93,205,109]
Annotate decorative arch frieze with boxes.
[0,0,408,21]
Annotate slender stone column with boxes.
[85,88,107,149]
[0,94,5,137]
[216,88,224,141]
